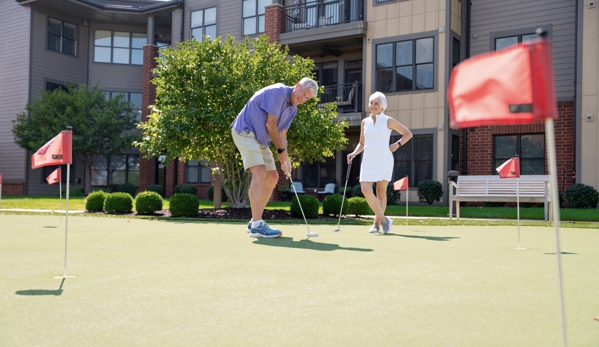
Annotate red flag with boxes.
[496,157,520,178]
[31,130,72,169]
[0,173,2,185]
[393,177,408,191]
[46,167,61,185]
[449,37,557,128]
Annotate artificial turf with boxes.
[1,214,598,346]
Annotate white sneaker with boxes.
[381,217,393,234]
[368,223,380,233]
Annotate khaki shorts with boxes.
[231,129,276,171]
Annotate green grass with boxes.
[1,214,598,346]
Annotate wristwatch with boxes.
[277,148,286,154]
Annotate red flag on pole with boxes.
[449,37,557,128]
[496,157,520,178]
[0,173,2,185]
[393,177,409,191]
[31,130,72,169]
[46,167,62,185]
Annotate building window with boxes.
[376,37,434,93]
[48,17,77,56]
[494,33,539,51]
[301,157,336,188]
[191,7,217,42]
[94,30,146,65]
[91,154,139,189]
[46,82,67,92]
[103,91,142,122]
[42,164,72,184]
[186,160,212,184]
[392,134,433,187]
[242,0,268,36]
[494,134,545,175]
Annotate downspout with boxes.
[462,0,471,176]
[574,0,582,184]
[179,0,184,43]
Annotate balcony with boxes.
[319,81,364,126]
[279,0,366,50]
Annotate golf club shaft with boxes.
[288,174,311,233]
[335,161,352,230]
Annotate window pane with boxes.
[396,66,413,91]
[244,18,256,35]
[113,32,129,47]
[131,49,143,65]
[63,22,76,40]
[521,33,539,43]
[63,39,76,55]
[48,35,61,52]
[191,10,203,27]
[414,135,433,160]
[113,48,129,64]
[129,93,142,109]
[258,14,265,33]
[495,36,518,50]
[112,171,126,185]
[416,63,433,89]
[205,25,217,40]
[321,61,338,85]
[48,18,62,35]
[128,171,139,185]
[91,156,108,186]
[494,135,517,158]
[243,0,257,17]
[205,7,217,25]
[200,160,211,183]
[258,0,269,15]
[376,43,393,68]
[191,28,203,41]
[95,30,111,46]
[521,134,544,158]
[414,160,433,186]
[376,68,393,93]
[111,155,127,171]
[521,158,545,175]
[94,46,111,62]
[396,41,412,66]
[187,166,199,183]
[415,37,433,64]
[131,33,146,49]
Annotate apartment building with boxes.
[1,0,597,204]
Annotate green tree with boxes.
[12,84,139,194]
[136,35,347,207]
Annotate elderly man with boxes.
[231,78,318,238]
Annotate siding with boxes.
[469,0,576,100]
[183,0,250,42]
[0,2,30,183]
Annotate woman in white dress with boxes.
[347,92,412,233]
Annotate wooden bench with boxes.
[449,175,552,221]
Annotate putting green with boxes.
[1,214,598,346]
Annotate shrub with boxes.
[322,194,348,216]
[565,183,599,209]
[114,182,137,197]
[351,183,364,198]
[417,180,443,205]
[169,193,200,217]
[146,184,164,196]
[174,184,197,195]
[350,182,400,204]
[290,194,319,219]
[104,192,134,213]
[483,202,506,207]
[207,185,228,202]
[135,191,163,215]
[86,190,107,212]
[56,187,85,197]
[347,197,372,217]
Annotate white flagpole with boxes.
[405,179,408,231]
[515,178,525,249]
[545,118,567,346]
[59,176,62,224]
[54,163,74,279]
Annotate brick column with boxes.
[265,4,285,44]
[138,44,159,193]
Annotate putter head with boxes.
[307,232,319,237]
[332,228,341,232]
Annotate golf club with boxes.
[333,160,352,232]
[288,174,318,238]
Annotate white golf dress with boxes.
[359,113,393,182]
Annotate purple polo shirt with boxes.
[231,83,297,147]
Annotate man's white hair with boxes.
[369,91,387,112]
[299,77,319,97]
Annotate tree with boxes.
[136,35,348,208]
[12,84,139,194]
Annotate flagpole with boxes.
[59,176,62,224]
[54,164,74,279]
[405,177,408,231]
[514,178,525,250]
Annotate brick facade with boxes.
[138,45,158,195]
[265,4,285,44]
[460,101,575,193]
[1,183,25,195]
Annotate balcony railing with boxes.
[284,0,364,33]
[319,81,362,114]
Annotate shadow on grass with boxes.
[253,237,373,252]
[544,252,578,255]
[15,279,65,296]
[382,233,460,242]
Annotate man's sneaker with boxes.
[381,217,393,234]
[249,221,282,239]
[368,223,380,233]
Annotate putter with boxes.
[333,161,352,232]
[288,174,318,238]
